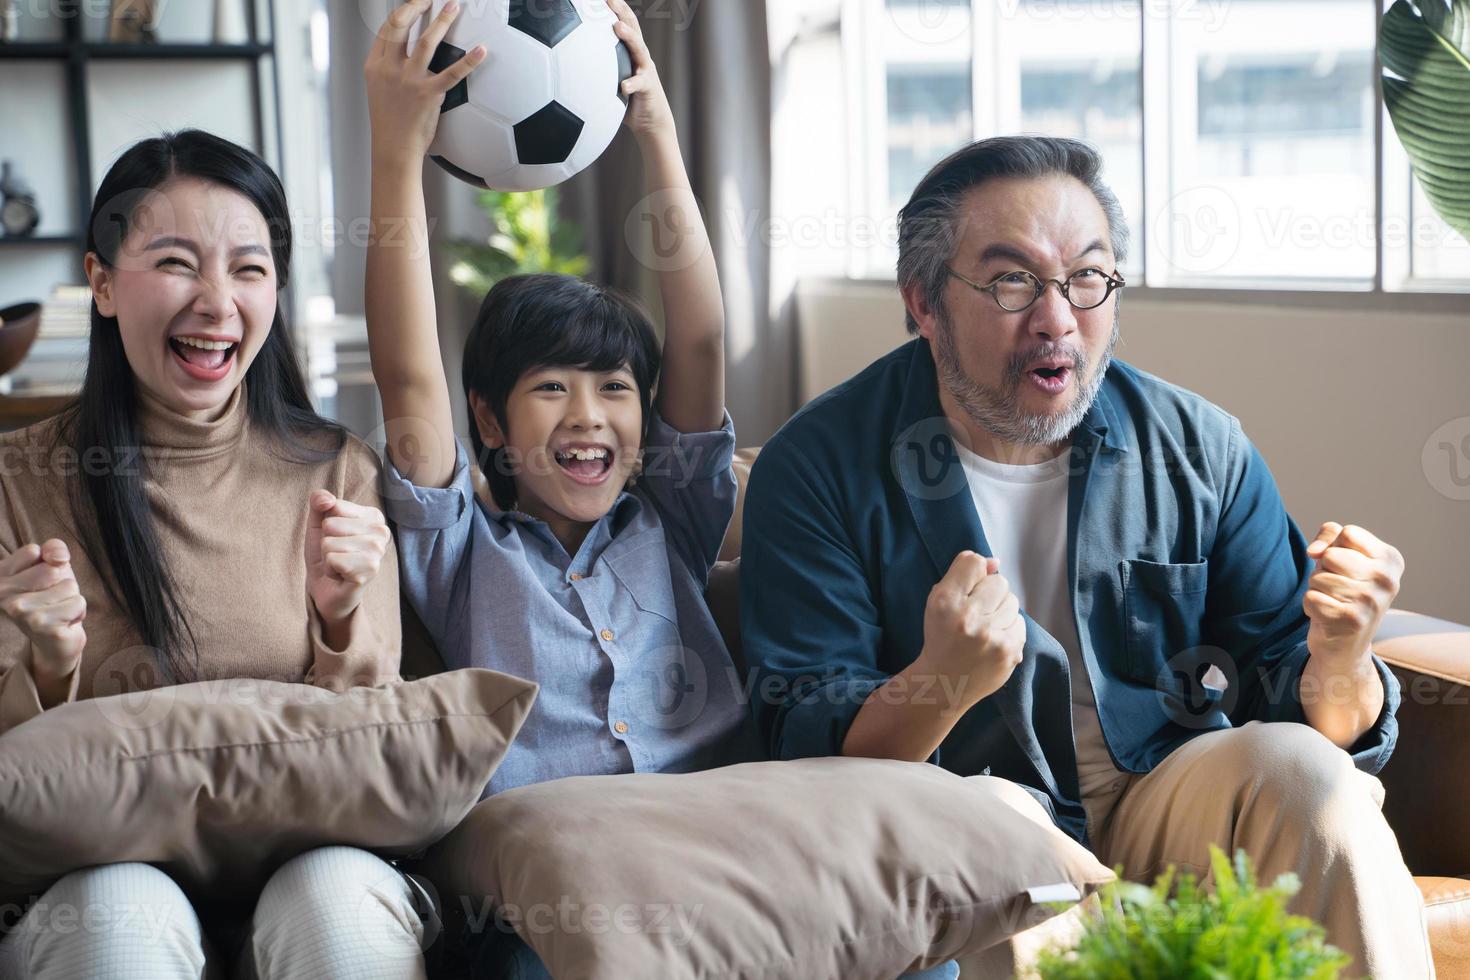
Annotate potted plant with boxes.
[442,187,589,296]
[1035,845,1350,979]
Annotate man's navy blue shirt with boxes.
[740,338,1398,844]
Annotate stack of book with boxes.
[0,285,90,397]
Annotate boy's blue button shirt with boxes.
[740,338,1399,845]
[384,411,764,797]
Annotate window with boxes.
[823,0,1470,290]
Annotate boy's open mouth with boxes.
[554,444,615,486]
[169,335,240,381]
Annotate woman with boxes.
[0,131,431,979]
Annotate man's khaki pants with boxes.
[968,721,1435,979]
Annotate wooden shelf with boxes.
[87,42,273,60]
[0,0,279,284]
[0,42,272,61]
[0,235,82,246]
[0,43,70,59]
[0,391,77,432]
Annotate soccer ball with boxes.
[408,0,634,192]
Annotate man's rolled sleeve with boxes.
[1207,418,1399,773]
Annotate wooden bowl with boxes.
[0,302,42,380]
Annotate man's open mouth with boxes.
[1025,361,1074,394]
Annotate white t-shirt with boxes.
[954,442,1132,834]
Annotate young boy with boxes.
[363,0,760,799]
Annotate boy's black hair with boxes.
[462,273,661,511]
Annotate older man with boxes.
[740,135,1430,977]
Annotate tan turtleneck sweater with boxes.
[0,384,402,735]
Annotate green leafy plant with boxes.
[442,187,589,295]
[1380,0,1470,239]
[1035,845,1350,980]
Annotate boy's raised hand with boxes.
[365,0,486,165]
[607,0,674,143]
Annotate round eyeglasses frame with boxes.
[946,266,1127,313]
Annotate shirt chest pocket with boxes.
[605,538,681,628]
[1120,558,1209,686]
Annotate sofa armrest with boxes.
[1373,610,1470,877]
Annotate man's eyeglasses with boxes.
[946,266,1126,313]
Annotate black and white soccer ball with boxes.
[408,0,634,191]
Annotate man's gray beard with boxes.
[933,305,1120,448]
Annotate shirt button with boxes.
[600,629,615,642]
[569,573,582,582]
[614,721,629,734]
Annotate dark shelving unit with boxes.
[0,234,82,246]
[0,0,281,273]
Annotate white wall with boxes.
[794,279,1470,624]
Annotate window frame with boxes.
[839,0,1470,300]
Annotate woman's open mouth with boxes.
[554,444,615,486]
[169,335,239,383]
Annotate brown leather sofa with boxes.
[707,447,1470,978]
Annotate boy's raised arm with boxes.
[610,0,726,434]
[363,0,485,489]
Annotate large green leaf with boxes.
[1380,0,1470,240]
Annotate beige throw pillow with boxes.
[0,669,537,907]
[417,757,1113,979]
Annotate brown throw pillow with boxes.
[0,669,537,908]
[416,757,1113,978]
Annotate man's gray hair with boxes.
[896,135,1129,335]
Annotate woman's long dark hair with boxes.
[58,129,346,682]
